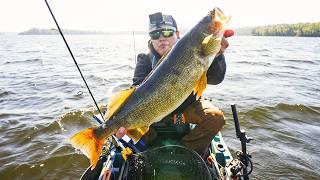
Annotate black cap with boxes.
[149,12,178,32]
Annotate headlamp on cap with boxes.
[148,12,177,33]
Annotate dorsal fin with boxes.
[104,87,136,120]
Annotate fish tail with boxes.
[70,128,105,168]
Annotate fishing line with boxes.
[44,0,104,120]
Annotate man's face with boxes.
[150,29,179,56]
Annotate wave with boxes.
[223,103,320,179]
[0,108,106,178]
[236,60,272,67]
[0,150,88,180]
[4,58,43,65]
[252,48,272,52]
[233,103,320,124]
[17,50,41,54]
[0,89,15,98]
[283,59,317,65]
[272,103,320,114]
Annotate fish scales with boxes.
[70,8,229,168]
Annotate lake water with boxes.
[0,34,319,179]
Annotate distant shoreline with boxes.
[16,28,146,35]
[233,22,320,37]
[252,22,320,37]
[1,21,319,37]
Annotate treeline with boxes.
[252,22,320,37]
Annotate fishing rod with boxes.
[44,4,128,175]
[44,0,104,120]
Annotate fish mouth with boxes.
[208,8,230,34]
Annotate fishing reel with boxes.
[229,104,254,180]
[226,151,253,179]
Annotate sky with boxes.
[0,0,319,32]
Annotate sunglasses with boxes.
[149,29,175,40]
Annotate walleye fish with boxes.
[70,7,230,168]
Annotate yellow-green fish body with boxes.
[70,7,230,168]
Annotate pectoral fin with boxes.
[105,87,136,120]
[193,71,208,99]
[127,126,149,143]
[202,35,222,57]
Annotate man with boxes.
[116,12,229,156]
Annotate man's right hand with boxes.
[218,37,229,55]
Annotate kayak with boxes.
[80,104,253,180]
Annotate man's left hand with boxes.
[218,37,229,55]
